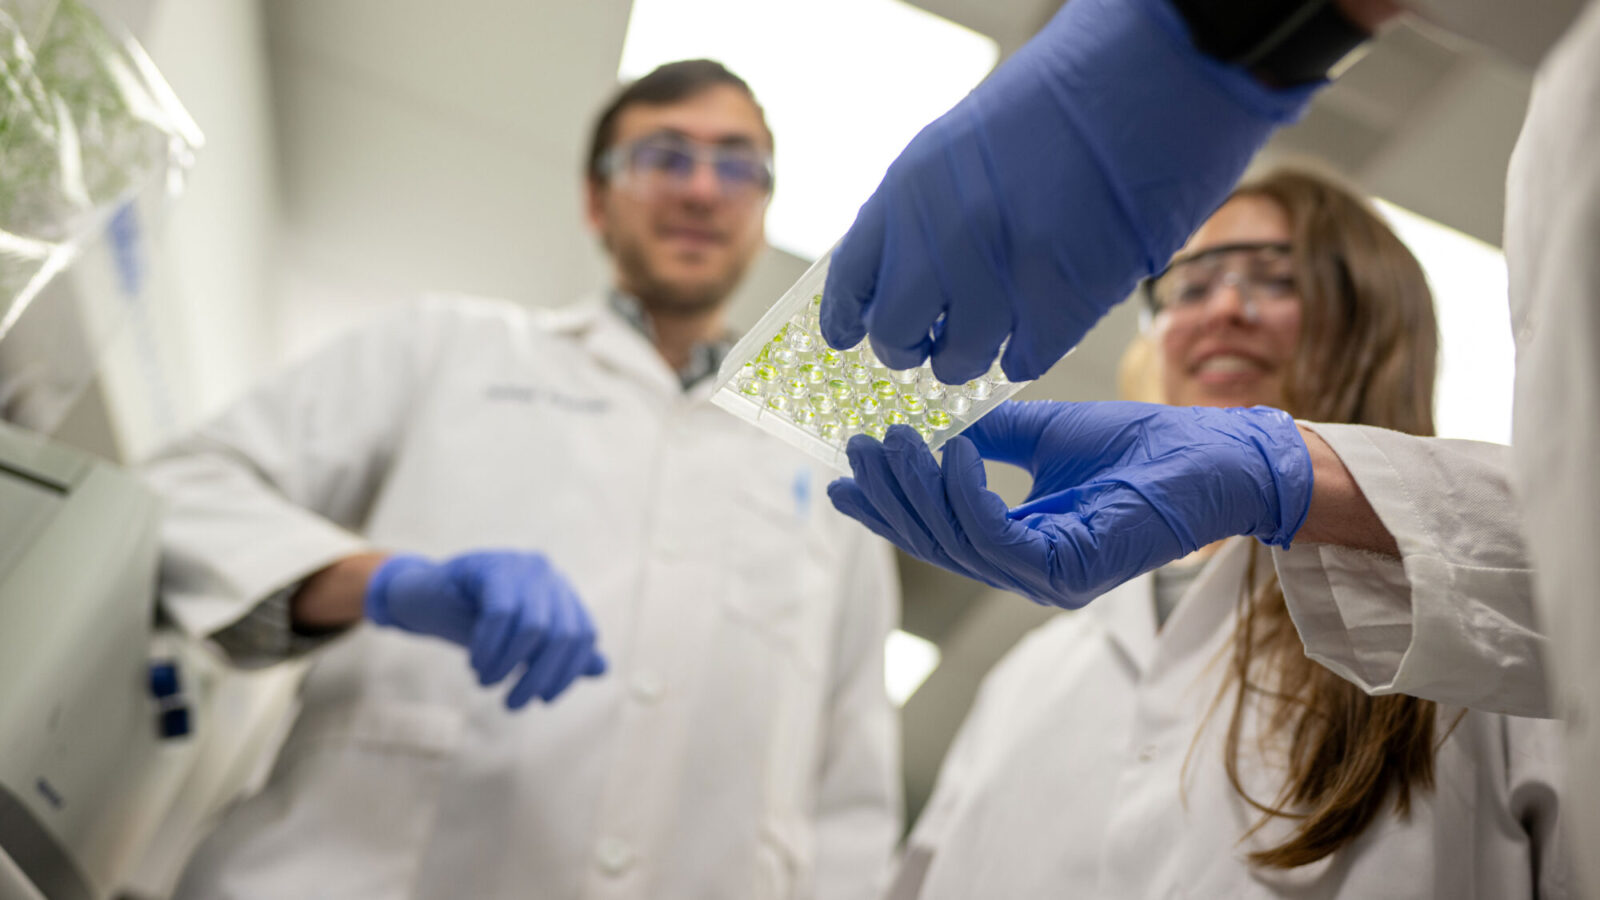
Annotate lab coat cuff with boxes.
[1273,540,1413,692]
[163,522,370,639]
[1274,422,1552,715]
[209,581,351,668]
[1274,421,1425,693]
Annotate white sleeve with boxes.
[142,302,432,639]
[811,534,903,900]
[1272,422,1551,717]
[1401,0,1592,69]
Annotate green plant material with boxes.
[1,0,173,310]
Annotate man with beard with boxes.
[148,60,901,899]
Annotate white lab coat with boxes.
[143,296,901,900]
[1505,1,1600,893]
[1267,2,1600,894]
[893,539,1566,900]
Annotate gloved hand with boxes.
[826,403,1313,608]
[365,551,607,709]
[820,0,1318,384]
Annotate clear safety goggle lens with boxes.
[603,134,774,198]
[1145,242,1297,314]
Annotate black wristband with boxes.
[1168,0,1372,86]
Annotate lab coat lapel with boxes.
[1089,541,1258,682]
[563,295,684,400]
[1091,573,1159,677]
[1147,540,1255,681]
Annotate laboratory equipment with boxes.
[0,419,299,900]
[0,419,166,899]
[711,248,1029,472]
[0,5,302,896]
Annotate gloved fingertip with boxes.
[819,303,868,352]
[998,342,1045,383]
[825,478,909,548]
[583,651,607,677]
[820,269,868,352]
[868,335,930,372]
[943,435,995,492]
[880,424,927,457]
[540,680,576,705]
[939,433,976,465]
[883,422,921,442]
[820,193,887,350]
[482,659,514,688]
[826,479,870,519]
[466,638,492,683]
[928,352,988,388]
[468,626,505,685]
[842,434,883,479]
[505,680,538,711]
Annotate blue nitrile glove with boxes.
[826,403,1312,609]
[365,551,607,709]
[820,0,1319,384]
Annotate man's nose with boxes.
[679,159,723,203]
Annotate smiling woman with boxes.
[1110,169,1449,866]
[1144,170,1438,432]
[1145,168,1445,870]
[1148,207,1306,410]
[1144,169,1438,434]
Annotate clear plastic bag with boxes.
[0,0,201,340]
[0,0,200,439]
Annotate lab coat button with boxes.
[632,671,665,704]
[1137,744,1158,763]
[595,836,635,875]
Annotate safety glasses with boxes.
[1142,241,1299,317]
[599,132,774,203]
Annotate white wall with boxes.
[139,0,282,430]
[36,0,279,460]
[262,0,814,364]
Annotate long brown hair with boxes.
[1211,169,1442,868]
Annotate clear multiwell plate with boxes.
[711,248,1030,473]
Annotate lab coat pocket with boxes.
[196,702,467,898]
[754,818,816,900]
[721,473,814,630]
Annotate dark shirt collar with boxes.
[606,289,733,392]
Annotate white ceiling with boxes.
[255,0,1554,823]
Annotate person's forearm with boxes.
[1293,425,1401,557]
[291,551,389,630]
